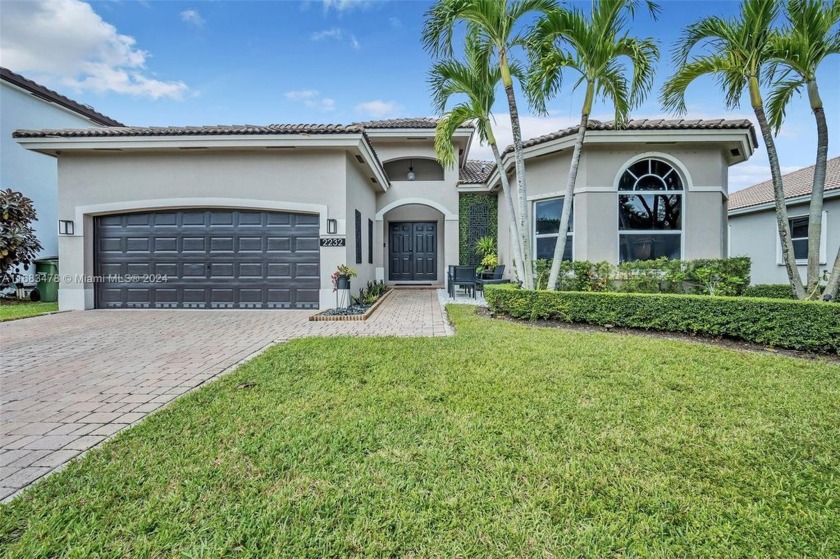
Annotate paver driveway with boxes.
[0,289,449,501]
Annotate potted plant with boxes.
[331,264,357,291]
[474,236,498,278]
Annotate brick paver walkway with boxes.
[0,289,448,501]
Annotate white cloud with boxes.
[180,9,205,28]
[0,0,188,100]
[389,17,402,28]
[350,35,360,50]
[322,0,374,13]
[355,100,402,118]
[311,27,343,41]
[284,89,335,112]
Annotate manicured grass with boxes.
[1,306,838,557]
[0,301,58,322]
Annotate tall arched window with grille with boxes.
[618,158,683,262]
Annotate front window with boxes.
[534,197,573,261]
[789,216,808,261]
[618,158,683,261]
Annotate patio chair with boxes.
[476,265,509,293]
[447,265,456,298]
[451,266,477,299]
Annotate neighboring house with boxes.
[13,117,756,311]
[0,67,123,268]
[729,156,839,285]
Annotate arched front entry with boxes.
[375,199,459,286]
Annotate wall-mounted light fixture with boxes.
[406,159,416,181]
[327,219,338,235]
[58,220,75,235]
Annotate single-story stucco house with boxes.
[13,117,756,311]
[729,156,839,285]
[1,67,123,264]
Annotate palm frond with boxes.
[661,55,734,114]
[766,78,805,134]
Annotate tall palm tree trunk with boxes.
[806,80,827,298]
[547,82,593,290]
[751,79,805,299]
[500,49,533,289]
[824,246,840,300]
[488,132,526,283]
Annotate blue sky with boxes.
[1,0,838,190]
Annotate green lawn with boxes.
[0,301,58,322]
[1,306,838,557]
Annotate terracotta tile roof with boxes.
[353,117,440,129]
[459,160,494,184]
[500,118,758,157]
[729,156,840,211]
[1,67,124,127]
[12,123,367,138]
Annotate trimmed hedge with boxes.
[484,284,840,353]
[744,284,796,299]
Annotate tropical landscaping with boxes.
[1,306,838,557]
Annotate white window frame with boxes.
[616,158,684,263]
[533,196,574,261]
[776,211,828,265]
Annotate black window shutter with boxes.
[368,219,373,264]
[355,210,362,264]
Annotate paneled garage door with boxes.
[94,209,320,309]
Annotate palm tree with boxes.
[662,0,806,299]
[423,0,558,289]
[429,36,527,282]
[766,0,840,298]
[529,0,659,290]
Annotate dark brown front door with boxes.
[389,222,437,281]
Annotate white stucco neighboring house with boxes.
[729,156,840,285]
[1,67,123,265]
[13,117,756,311]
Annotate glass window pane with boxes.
[536,235,573,261]
[635,174,667,191]
[789,217,809,239]
[535,198,565,235]
[792,238,808,260]
[619,234,681,262]
[619,194,681,230]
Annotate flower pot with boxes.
[337,275,351,290]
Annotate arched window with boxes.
[618,158,683,262]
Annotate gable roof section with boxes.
[12,123,367,138]
[1,67,123,127]
[500,118,758,157]
[729,156,840,211]
[459,160,494,184]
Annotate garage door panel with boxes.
[95,209,320,309]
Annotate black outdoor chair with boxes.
[451,266,477,299]
[476,265,509,293]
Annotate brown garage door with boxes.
[94,209,320,309]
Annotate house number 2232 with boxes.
[319,237,346,247]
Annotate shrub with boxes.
[744,284,796,299]
[1,188,43,286]
[534,257,750,296]
[485,284,840,353]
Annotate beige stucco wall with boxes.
[55,149,353,310]
[502,143,731,265]
[345,154,377,291]
[729,196,840,285]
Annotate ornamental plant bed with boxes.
[309,288,393,322]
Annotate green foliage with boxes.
[534,257,751,296]
[351,280,388,306]
[480,254,499,270]
[458,193,498,265]
[474,236,496,258]
[0,189,43,285]
[745,284,796,299]
[485,284,840,353]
